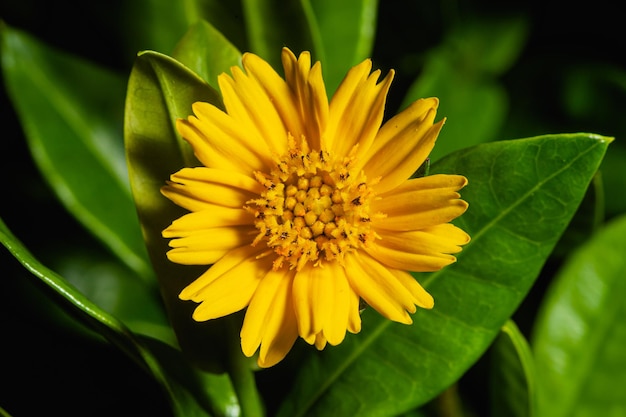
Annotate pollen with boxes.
[247,136,381,271]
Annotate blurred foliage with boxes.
[1,0,624,416]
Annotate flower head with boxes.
[162,48,469,367]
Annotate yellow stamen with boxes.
[246,138,379,270]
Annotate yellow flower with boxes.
[162,48,469,368]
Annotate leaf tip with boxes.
[590,133,615,145]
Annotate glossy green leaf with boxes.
[53,249,175,346]
[401,16,528,162]
[310,0,379,94]
[0,216,238,417]
[124,50,242,375]
[172,19,242,90]
[532,214,626,417]
[0,25,152,280]
[277,133,611,417]
[447,16,529,76]
[490,320,537,417]
[241,0,319,67]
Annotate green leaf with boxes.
[53,249,176,346]
[140,336,242,417]
[276,133,611,417]
[490,320,537,417]
[531,214,626,417]
[0,405,11,417]
[125,50,265,415]
[124,50,238,374]
[310,0,379,94]
[172,19,242,90]
[447,15,529,76]
[241,0,320,67]
[0,24,152,280]
[0,216,238,417]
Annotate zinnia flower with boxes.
[162,48,469,368]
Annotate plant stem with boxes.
[227,328,265,417]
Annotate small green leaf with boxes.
[241,0,319,67]
[490,320,537,417]
[194,0,249,52]
[121,0,192,57]
[277,133,611,417]
[172,20,242,91]
[532,214,626,417]
[0,25,152,280]
[0,217,237,417]
[310,0,379,94]
[448,16,529,76]
[124,50,237,373]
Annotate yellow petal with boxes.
[314,333,328,351]
[258,311,298,367]
[372,174,468,231]
[347,283,362,334]
[366,244,456,273]
[388,269,434,309]
[344,253,416,324]
[161,167,263,212]
[243,52,306,145]
[218,62,290,156]
[240,268,288,357]
[366,224,470,272]
[179,244,268,301]
[281,48,329,150]
[377,224,470,254]
[292,264,329,341]
[359,98,443,194]
[304,63,329,150]
[177,105,270,173]
[163,207,253,236]
[240,268,299,367]
[165,225,256,265]
[325,60,394,157]
[189,253,274,321]
[322,262,352,345]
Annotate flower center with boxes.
[247,137,380,271]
